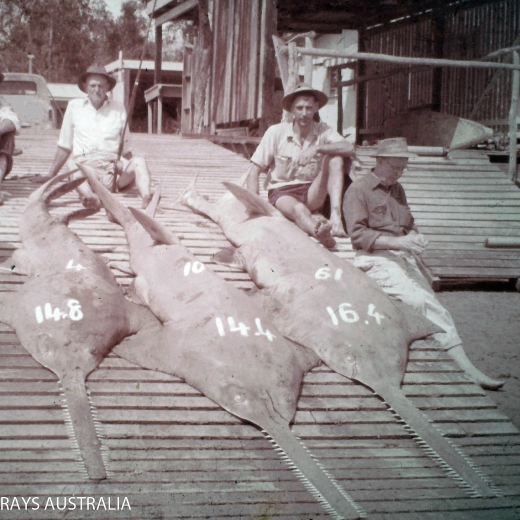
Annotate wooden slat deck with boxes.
[0,131,518,519]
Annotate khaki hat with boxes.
[282,83,328,111]
[374,137,418,158]
[78,65,116,93]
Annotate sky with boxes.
[102,0,126,18]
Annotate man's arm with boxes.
[297,141,355,166]
[372,232,428,255]
[30,146,71,184]
[245,163,264,194]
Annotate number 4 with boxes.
[66,259,86,271]
[367,304,384,325]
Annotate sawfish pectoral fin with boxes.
[0,250,31,276]
[262,420,365,519]
[393,300,444,340]
[124,299,162,335]
[128,207,181,246]
[60,371,107,480]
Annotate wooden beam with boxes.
[296,48,520,71]
[154,0,197,26]
[146,0,175,15]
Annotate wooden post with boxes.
[154,25,163,86]
[147,101,152,134]
[158,94,163,135]
[282,42,299,123]
[304,36,313,84]
[508,50,519,183]
[431,16,445,112]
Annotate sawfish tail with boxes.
[60,372,108,480]
[373,384,500,498]
[262,422,365,520]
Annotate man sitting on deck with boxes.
[246,83,354,248]
[0,71,21,205]
[31,65,152,209]
[343,137,504,390]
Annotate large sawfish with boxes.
[0,172,159,480]
[79,163,366,520]
[179,179,500,499]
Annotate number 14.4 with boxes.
[215,317,275,342]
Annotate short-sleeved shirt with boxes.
[251,121,345,191]
[58,97,130,161]
[344,171,415,252]
[0,98,21,134]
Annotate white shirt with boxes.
[251,121,345,190]
[58,97,130,160]
[0,97,21,134]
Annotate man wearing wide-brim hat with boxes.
[246,83,355,248]
[32,65,152,209]
[343,137,504,390]
[0,70,21,205]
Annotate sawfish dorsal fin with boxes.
[222,182,279,217]
[145,186,161,218]
[45,177,87,204]
[128,207,181,246]
[213,246,246,270]
[59,207,100,225]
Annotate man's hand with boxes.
[397,232,428,254]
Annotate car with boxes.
[0,72,57,130]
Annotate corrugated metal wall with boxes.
[361,0,520,135]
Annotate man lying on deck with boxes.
[0,71,21,205]
[246,83,354,248]
[31,65,152,209]
[343,137,504,390]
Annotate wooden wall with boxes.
[183,0,280,135]
[360,0,520,137]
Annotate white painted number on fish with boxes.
[326,303,385,326]
[215,317,275,341]
[35,299,84,323]
[183,261,206,276]
[66,259,87,271]
[314,266,343,281]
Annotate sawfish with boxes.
[78,163,366,520]
[0,172,160,480]
[179,179,500,499]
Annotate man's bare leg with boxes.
[121,156,152,208]
[326,156,347,237]
[275,196,335,248]
[0,154,9,205]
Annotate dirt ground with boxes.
[437,283,520,430]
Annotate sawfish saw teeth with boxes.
[260,430,367,519]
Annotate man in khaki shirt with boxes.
[246,84,354,248]
[344,137,504,390]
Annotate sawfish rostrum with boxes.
[79,163,366,520]
[180,180,500,500]
[0,173,159,480]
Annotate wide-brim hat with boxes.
[373,137,418,158]
[282,83,328,111]
[78,65,116,93]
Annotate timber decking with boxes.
[0,131,518,519]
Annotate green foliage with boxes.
[0,0,157,83]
